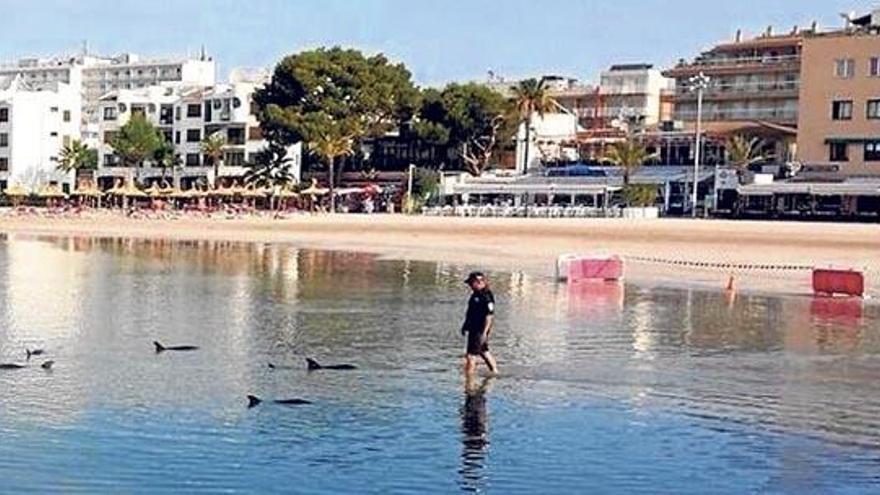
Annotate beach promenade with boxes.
[2,212,877,298]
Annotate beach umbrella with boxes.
[4,184,30,197]
[72,184,103,197]
[241,186,269,198]
[275,187,300,199]
[144,183,164,198]
[121,183,147,198]
[37,184,67,199]
[301,179,329,196]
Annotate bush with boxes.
[622,184,658,207]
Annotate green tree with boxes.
[415,83,511,176]
[243,142,295,188]
[109,113,163,168]
[604,139,657,185]
[200,132,227,187]
[57,139,97,173]
[310,132,354,212]
[152,139,180,183]
[255,47,419,197]
[726,135,769,178]
[512,78,556,174]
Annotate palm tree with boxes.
[511,78,556,175]
[58,139,97,173]
[603,139,657,185]
[726,135,769,180]
[244,143,294,189]
[200,132,226,187]
[310,133,354,213]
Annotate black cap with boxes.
[464,271,485,284]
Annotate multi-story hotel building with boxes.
[0,51,215,123]
[663,27,804,162]
[797,11,880,176]
[95,79,301,189]
[0,76,81,193]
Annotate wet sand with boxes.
[1,212,878,297]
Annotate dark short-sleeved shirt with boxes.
[462,289,495,334]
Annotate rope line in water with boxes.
[625,255,814,272]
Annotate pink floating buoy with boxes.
[557,254,624,282]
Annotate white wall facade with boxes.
[95,80,301,188]
[0,78,82,191]
[599,65,673,126]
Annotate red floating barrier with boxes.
[563,254,624,282]
[812,268,865,298]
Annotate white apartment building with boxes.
[0,76,82,193]
[597,64,673,126]
[95,80,301,189]
[0,51,216,124]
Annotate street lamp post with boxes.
[688,72,710,218]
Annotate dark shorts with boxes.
[466,331,489,355]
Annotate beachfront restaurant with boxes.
[437,165,715,217]
[736,179,880,219]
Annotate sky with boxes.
[0,0,873,86]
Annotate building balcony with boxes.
[673,107,797,122]
[664,55,800,77]
[673,86,799,101]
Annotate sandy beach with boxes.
[1,212,878,297]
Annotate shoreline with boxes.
[1,212,878,298]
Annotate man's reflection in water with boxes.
[459,375,493,493]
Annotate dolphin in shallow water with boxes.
[26,349,45,360]
[0,361,53,370]
[247,395,312,408]
[306,358,357,371]
[153,341,199,353]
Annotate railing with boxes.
[673,108,798,121]
[675,81,799,96]
[674,54,800,69]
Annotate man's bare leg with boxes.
[463,354,477,375]
[480,352,498,374]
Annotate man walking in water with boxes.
[461,272,498,375]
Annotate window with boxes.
[186,104,201,118]
[865,141,880,161]
[0,108,8,122]
[185,153,200,166]
[103,131,118,144]
[871,57,880,77]
[227,127,245,145]
[186,129,201,142]
[160,104,173,125]
[175,106,181,121]
[104,154,119,166]
[0,157,7,171]
[0,133,8,147]
[50,131,58,137]
[49,106,58,113]
[832,100,853,120]
[868,100,880,119]
[250,101,259,116]
[63,110,71,122]
[162,129,173,143]
[835,58,855,79]
[103,107,117,121]
[248,126,263,141]
[175,131,181,144]
[225,151,245,166]
[829,142,849,162]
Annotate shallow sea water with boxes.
[0,235,879,494]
